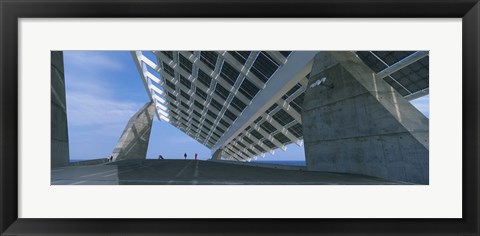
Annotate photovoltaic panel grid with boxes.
[132,51,429,161]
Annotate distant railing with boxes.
[208,159,307,171]
[69,158,109,166]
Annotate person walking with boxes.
[184,153,187,160]
[195,153,198,160]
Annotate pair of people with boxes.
[184,153,198,160]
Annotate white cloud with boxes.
[63,52,145,127]
[64,51,124,71]
[66,74,112,95]
[67,91,142,127]
[63,51,148,160]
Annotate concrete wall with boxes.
[112,102,155,161]
[51,51,70,168]
[211,149,223,160]
[301,52,429,184]
[69,158,109,166]
[208,159,307,171]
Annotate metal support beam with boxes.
[211,51,316,155]
[221,51,265,89]
[266,51,288,65]
[242,130,271,153]
[262,113,301,146]
[376,51,429,79]
[405,88,429,101]
[276,98,302,124]
[131,51,154,101]
[251,123,286,151]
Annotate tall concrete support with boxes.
[301,52,429,184]
[112,102,155,161]
[211,149,224,160]
[51,51,70,168]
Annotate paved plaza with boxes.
[52,159,407,185]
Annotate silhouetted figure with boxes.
[195,153,198,160]
[184,153,187,160]
[158,155,164,160]
[109,155,113,162]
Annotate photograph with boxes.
[51,50,429,185]
[2,0,478,234]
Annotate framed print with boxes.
[1,0,479,235]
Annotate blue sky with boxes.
[63,51,429,162]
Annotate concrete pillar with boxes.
[301,52,429,184]
[211,148,224,160]
[51,51,70,168]
[112,101,155,161]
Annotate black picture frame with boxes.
[1,0,479,235]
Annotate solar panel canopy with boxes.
[132,51,429,161]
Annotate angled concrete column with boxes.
[112,102,155,161]
[301,52,429,184]
[211,148,224,160]
[51,51,70,168]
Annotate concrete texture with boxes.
[51,51,70,168]
[52,164,119,185]
[112,101,155,161]
[211,148,223,160]
[301,52,429,184]
[69,158,109,166]
[51,159,407,185]
[209,159,307,171]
